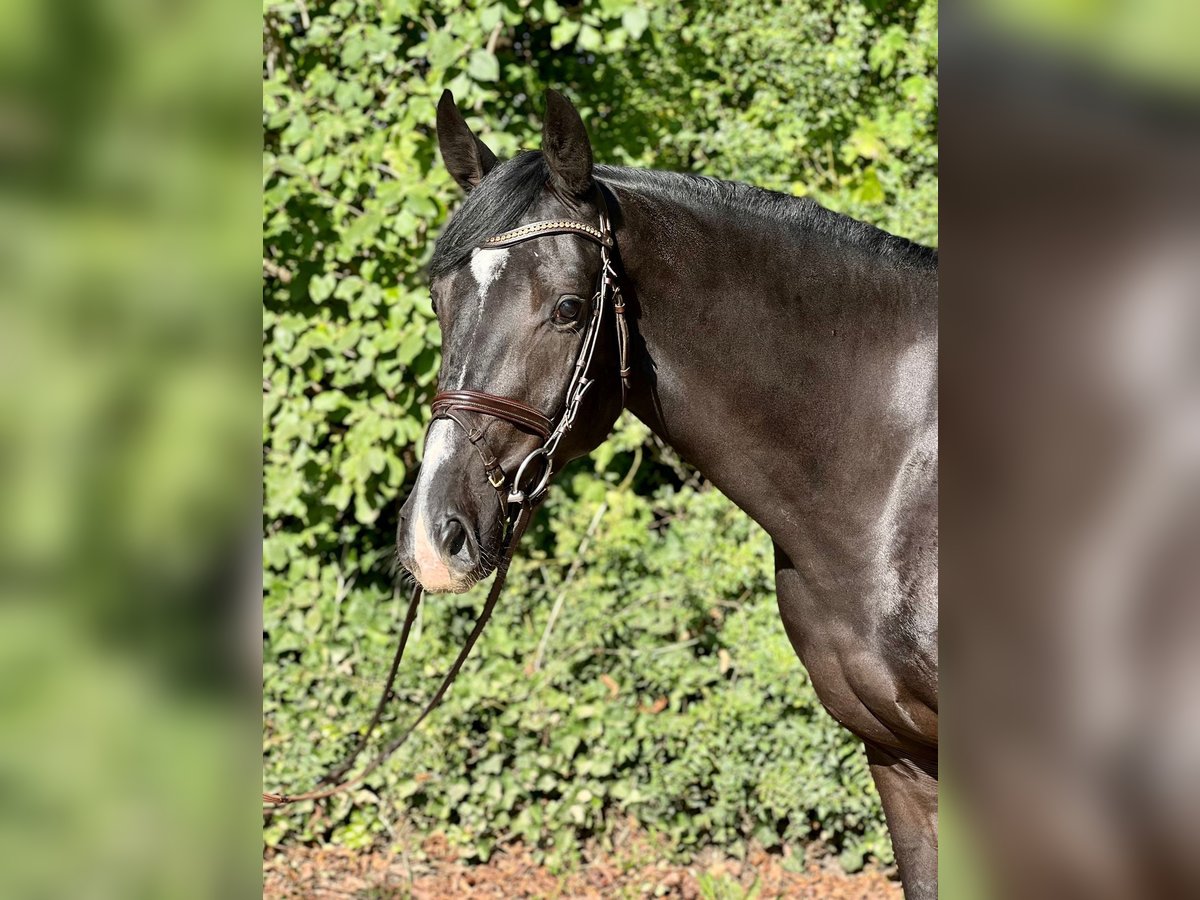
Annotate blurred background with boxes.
[0,0,260,897]
[262,0,935,894]
[941,1,1200,898]
[2,0,1197,896]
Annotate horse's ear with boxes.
[541,89,593,198]
[436,90,498,192]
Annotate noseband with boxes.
[430,193,631,513]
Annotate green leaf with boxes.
[622,7,649,41]
[781,846,807,873]
[425,30,457,69]
[550,20,580,50]
[309,273,335,303]
[341,33,366,68]
[851,168,885,204]
[275,155,305,177]
[467,49,500,82]
[839,844,865,874]
[578,24,603,52]
[396,330,425,364]
[479,4,503,32]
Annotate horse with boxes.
[395,90,938,899]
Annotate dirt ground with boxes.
[263,835,902,899]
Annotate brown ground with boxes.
[263,834,902,899]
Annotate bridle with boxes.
[430,190,630,515]
[264,189,630,810]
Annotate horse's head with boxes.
[396,90,625,593]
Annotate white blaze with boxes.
[442,247,511,387]
[410,420,458,591]
[470,247,509,298]
[410,248,510,590]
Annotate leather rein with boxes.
[264,194,628,810]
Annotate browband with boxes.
[481,219,612,249]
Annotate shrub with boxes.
[263,0,936,868]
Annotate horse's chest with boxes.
[775,572,938,754]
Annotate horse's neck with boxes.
[612,183,937,560]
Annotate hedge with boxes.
[263,0,936,869]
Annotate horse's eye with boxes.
[554,295,583,322]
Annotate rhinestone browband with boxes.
[481,219,612,248]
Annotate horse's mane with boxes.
[430,151,549,279]
[429,151,937,278]
[597,166,938,270]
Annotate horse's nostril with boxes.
[442,517,468,557]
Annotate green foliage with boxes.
[264,0,935,869]
[264,479,893,866]
[697,871,762,900]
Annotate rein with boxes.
[263,192,627,811]
[262,505,532,808]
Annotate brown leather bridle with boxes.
[264,194,630,811]
[430,194,630,514]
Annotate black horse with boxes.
[396,90,938,898]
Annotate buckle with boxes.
[488,471,506,490]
